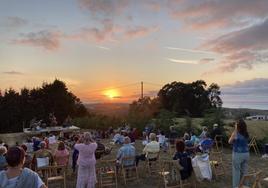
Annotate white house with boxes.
[246,115,267,121]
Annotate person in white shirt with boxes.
[136,133,160,165]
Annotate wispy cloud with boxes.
[166,57,214,65]
[202,18,268,73]
[166,58,198,65]
[169,0,268,30]
[165,46,214,54]
[12,30,63,51]
[96,46,110,50]
[5,16,28,28]
[3,71,24,75]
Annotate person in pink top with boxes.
[54,141,69,166]
[75,132,97,188]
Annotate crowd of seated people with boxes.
[0,122,225,188]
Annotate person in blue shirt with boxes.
[229,119,249,188]
[116,137,136,167]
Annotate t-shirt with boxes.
[4,174,44,188]
[233,133,249,153]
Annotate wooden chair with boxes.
[213,135,223,152]
[239,171,262,188]
[248,136,260,155]
[38,165,66,188]
[160,160,196,188]
[146,151,161,176]
[97,159,118,188]
[210,151,225,179]
[120,156,139,185]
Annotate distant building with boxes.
[246,115,267,121]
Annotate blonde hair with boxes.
[149,133,156,141]
[83,132,94,144]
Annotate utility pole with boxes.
[141,81,144,99]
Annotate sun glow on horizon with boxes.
[103,89,121,100]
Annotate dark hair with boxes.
[21,144,27,152]
[6,146,25,167]
[58,141,65,151]
[236,119,249,138]
[175,139,185,153]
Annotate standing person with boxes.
[0,146,47,188]
[75,132,97,188]
[228,119,249,188]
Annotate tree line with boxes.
[0,79,87,133]
[0,79,222,133]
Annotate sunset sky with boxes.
[1,0,268,109]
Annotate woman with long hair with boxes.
[75,132,97,188]
[228,119,249,188]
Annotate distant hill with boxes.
[85,103,129,117]
[85,103,268,118]
[223,107,268,119]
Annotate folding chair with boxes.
[213,135,223,152]
[39,165,66,188]
[239,171,262,188]
[210,151,225,179]
[248,136,260,155]
[97,159,118,188]
[160,160,196,188]
[146,151,161,176]
[120,156,139,185]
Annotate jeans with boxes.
[232,152,249,188]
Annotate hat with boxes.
[213,123,218,127]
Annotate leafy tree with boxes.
[0,79,88,133]
[158,80,222,117]
[127,97,160,131]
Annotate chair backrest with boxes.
[38,165,66,179]
[121,156,136,167]
[97,160,117,188]
[146,151,160,160]
[239,171,262,188]
[36,157,49,168]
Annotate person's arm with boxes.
[228,130,237,144]
[40,185,47,188]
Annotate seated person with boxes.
[199,127,208,140]
[33,137,41,152]
[142,132,149,146]
[0,146,7,171]
[136,133,160,165]
[54,141,69,166]
[169,126,178,145]
[116,137,136,167]
[21,144,33,169]
[48,134,57,145]
[95,139,112,159]
[183,133,194,147]
[24,138,34,153]
[112,131,124,144]
[197,134,214,153]
[210,124,222,140]
[0,146,47,188]
[32,142,54,169]
[173,140,193,180]
[190,132,199,145]
[157,131,168,151]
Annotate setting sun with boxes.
[103,89,120,99]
